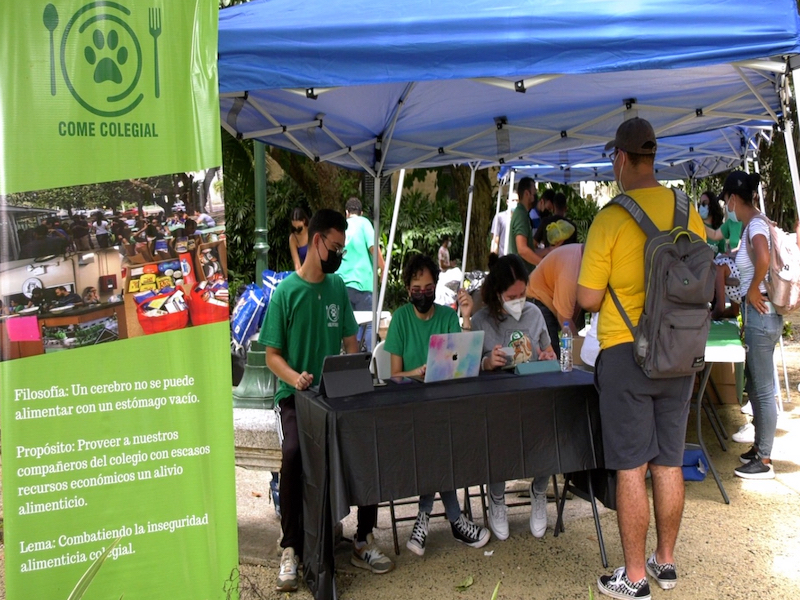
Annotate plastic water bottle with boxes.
[560,322,573,373]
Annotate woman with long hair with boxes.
[726,171,781,480]
[471,254,556,540]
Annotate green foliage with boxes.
[221,130,255,286]
[378,189,463,311]
[266,175,310,272]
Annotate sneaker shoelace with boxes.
[280,554,295,574]
[490,500,507,520]
[608,567,644,592]
[456,517,481,540]
[410,514,428,542]
[533,494,547,518]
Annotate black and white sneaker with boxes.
[739,446,759,465]
[734,458,774,479]
[646,553,677,590]
[597,567,651,599]
[406,511,430,556]
[450,514,490,548]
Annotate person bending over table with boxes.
[384,253,491,555]
[261,209,394,593]
[471,254,556,541]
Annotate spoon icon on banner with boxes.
[43,3,59,96]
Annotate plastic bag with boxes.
[231,284,266,350]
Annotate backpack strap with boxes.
[607,286,637,338]
[672,188,690,230]
[607,193,660,239]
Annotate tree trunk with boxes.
[268,147,361,212]
[451,166,494,271]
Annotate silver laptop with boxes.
[419,331,484,383]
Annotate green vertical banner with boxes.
[1,1,238,599]
[1,324,239,598]
[0,0,220,194]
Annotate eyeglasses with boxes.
[410,284,435,296]
[321,234,346,257]
[608,149,618,163]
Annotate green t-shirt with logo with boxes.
[384,302,461,372]
[259,272,358,405]
[508,203,535,273]
[337,215,376,292]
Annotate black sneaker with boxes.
[645,553,677,590]
[734,459,774,479]
[597,567,651,599]
[739,446,759,465]
[450,514,490,548]
[406,511,429,556]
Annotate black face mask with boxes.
[410,291,435,314]
[317,241,343,274]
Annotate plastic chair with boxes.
[371,340,392,380]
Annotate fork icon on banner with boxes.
[149,7,162,98]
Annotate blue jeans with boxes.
[347,287,373,351]
[419,491,462,522]
[743,303,783,458]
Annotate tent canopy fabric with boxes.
[219,0,800,91]
[503,126,770,184]
[219,0,800,176]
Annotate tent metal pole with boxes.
[788,68,800,218]
[459,163,479,294]
[372,175,381,350]
[494,173,504,219]
[504,170,515,255]
[377,169,405,327]
[754,159,766,213]
[254,141,269,278]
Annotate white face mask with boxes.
[616,154,626,194]
[502,297,526,321]
[508,200,518,212]
[727,202,738,223]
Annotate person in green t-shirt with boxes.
[337,197,385,351]
[384,254,491,555]
[260,209,394,591]
[508,177,550,272]
[706,192,744,253]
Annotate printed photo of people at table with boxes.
[0,169,227,362]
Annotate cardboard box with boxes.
[194,240,228,283]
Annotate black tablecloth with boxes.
[295,369,607,600]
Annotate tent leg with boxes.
[377,169,405,321]
[754,159,766,214]
[785,69,800,218]
[503,170,515,255]
[459,163,478,294]
[371,176,381,351]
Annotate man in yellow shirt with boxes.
[577,118,706,600]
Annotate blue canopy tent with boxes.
[219,0,800,359]
[502,126,769,183]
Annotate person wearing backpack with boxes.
[578,118,708,600]
[725,171,783,480]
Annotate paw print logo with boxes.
[84,29,129,84]
[46,2,162,118]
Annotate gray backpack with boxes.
[607,189,715,379]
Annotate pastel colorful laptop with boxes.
[422,331,485,383]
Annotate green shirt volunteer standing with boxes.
[261,209,394,593]
[338,197,385,350]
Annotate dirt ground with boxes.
[4,325,800,599]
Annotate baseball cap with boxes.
[604,117,657,155]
